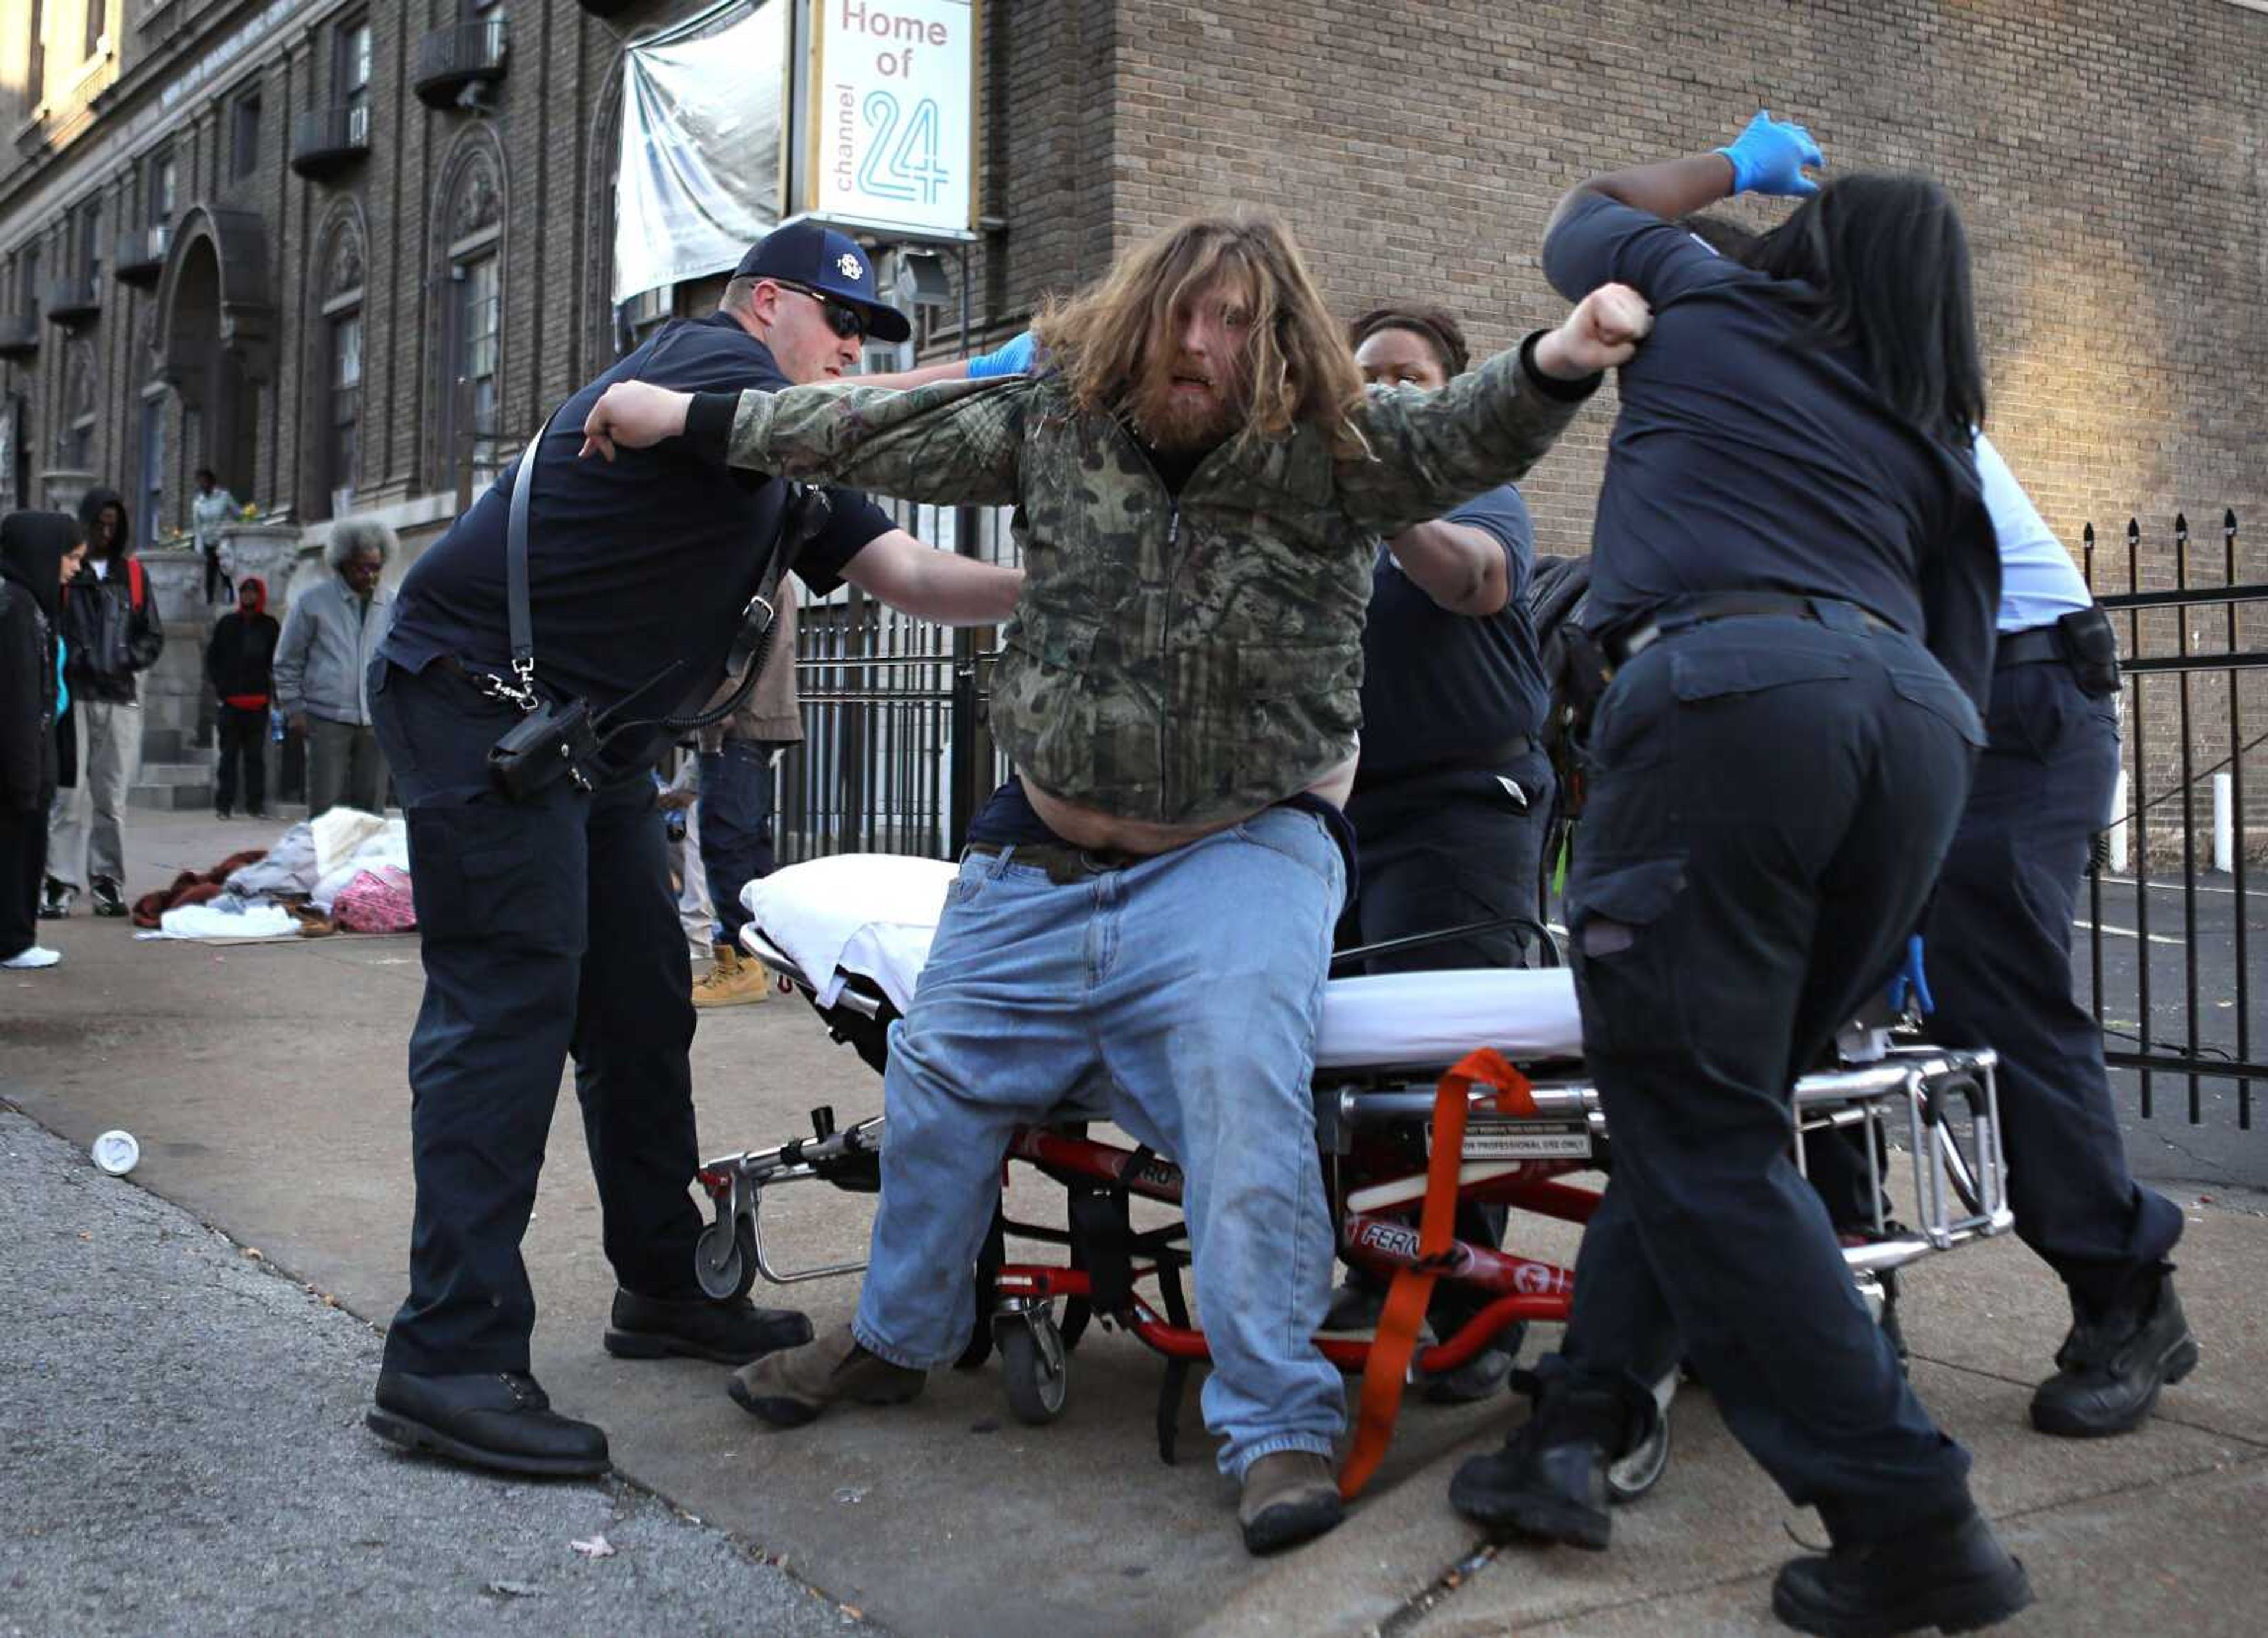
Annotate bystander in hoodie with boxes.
[2,511,84,965]
[207,575,280,820]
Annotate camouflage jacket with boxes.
[719,342,1595,826]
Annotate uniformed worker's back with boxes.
[1544,192,1984,647]
[384,314,881,718]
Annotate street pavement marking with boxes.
[2075,918,2188,948]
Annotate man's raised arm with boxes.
[1335,283,1651,539]
[581,373,1029,510]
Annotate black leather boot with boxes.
[1773,1506,2032,1636]
[367,1370,610,1477]
[2031,1262,2198,1438]
[1446,1361,1656,1549]
[604,1287,814,1365]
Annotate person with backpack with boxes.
[2,512,84,968]
[1445,114,2034,1637]
[1322,302,1556,1405]
[206,575,279,821]
[44,487,162,919]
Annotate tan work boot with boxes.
[693,942,771,1007]
[727,1322,926,1427]
[1239,1451,1344,1555]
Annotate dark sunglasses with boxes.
[774,281,870,342]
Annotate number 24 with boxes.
[859,91,950,205]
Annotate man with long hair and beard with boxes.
[582,214,1645,1552]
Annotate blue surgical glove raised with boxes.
[966,329,1037,379]
[1716,109,1824,198]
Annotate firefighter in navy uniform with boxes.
[1446,116,2036,1638]
[364,223,1022,1479]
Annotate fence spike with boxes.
[2228,507,2240,536]
[2127,518,2141,545]
[2176,511,2189,537]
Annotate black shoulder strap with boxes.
[591,482,832,746]
[503,407,558,709]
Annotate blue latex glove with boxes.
[1716,110,1824,197]
[1886,934,1935,1017]
[966,329,1037,379]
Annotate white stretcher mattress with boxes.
[742,854,1586,1069]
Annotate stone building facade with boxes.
[0,1,2262,807]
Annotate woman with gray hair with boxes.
[275,517,396,818]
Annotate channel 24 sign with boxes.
[810,0,977,237]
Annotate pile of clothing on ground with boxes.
[133,808,416,939]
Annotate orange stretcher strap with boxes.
[1339,1047,1535,1500]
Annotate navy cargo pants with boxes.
[1553,610,1983,1537]
[370,658,706,1376]
[1812,649,2182,1310]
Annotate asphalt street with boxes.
[0,1109,869,1638]
[2077,873,2268,1187]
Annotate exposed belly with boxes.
[1023,752,1358,856]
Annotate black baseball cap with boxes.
[733,220,912,344]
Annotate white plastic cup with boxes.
[91,1130,141,1177]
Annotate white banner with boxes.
[612,2,787,306]
[806,0,977,240]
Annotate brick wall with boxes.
[1093,0,2268,854]
[1100,0,2268,569]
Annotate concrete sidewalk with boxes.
[4,811,2265,1635]
[0,1110,860,1638]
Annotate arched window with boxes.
[428,130,505,498]
[310,207,367,517]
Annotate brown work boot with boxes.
[1238,1451,1344,1555]
[694,942,771,1008]
[726,1322,925,1427]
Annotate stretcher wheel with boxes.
[996,1307,1069,1425]
[695,1216,758,1303]
[1060,1297,1091,1352]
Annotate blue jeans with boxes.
[699,740,786,945]
[854,806,1348,1477]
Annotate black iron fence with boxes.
[2083,509,2262,1129]
[776,500,1014,863]
[765,497,2261,1133]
